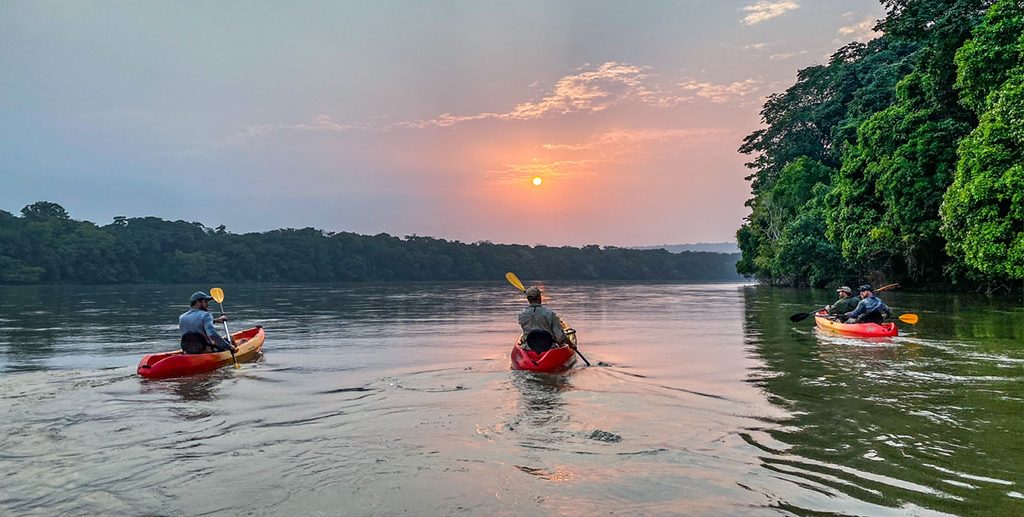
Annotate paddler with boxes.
[825,286,859,319]
[179,291,237,354]
[844,284,892,324]
[518,286,570,353]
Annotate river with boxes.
[0,283,1021,516]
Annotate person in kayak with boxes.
[519,286,568,353]
[844,284,892,324]
[179,291,237,354]
[826,286,859,319]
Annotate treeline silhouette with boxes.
[0,202,741,284]
[737,0,1023,294]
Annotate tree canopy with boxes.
[737,0,1022,294]
[0,202,741,284]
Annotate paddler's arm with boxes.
[203,312,237,352]
[551,313,567,345]
[844,299,867,320]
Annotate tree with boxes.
[942,0,1024,284]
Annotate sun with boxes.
[532,177,543,186]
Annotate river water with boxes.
[0,283,1021,516]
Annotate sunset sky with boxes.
[1,1,883,246]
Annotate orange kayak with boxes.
[814,311,897,337]
[137,326,265,379]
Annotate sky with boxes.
[0,0,884,247]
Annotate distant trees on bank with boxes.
[0,201,740,284]
[737,0,1023,294]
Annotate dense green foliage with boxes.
[0,202,741,284]
[738,0,1023,293]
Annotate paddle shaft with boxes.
[791,283,902,322]
[210,293,238,368]
[571,344,591,366]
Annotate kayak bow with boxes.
[137,326,265,379]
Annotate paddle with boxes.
[505,272,590,366]
[209,287,239,369]
[505,272,525,293]
[789,283,902,323]
[789,307,828,323]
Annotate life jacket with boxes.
[180,332,211,354]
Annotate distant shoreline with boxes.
[1,202,746,285]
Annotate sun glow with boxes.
[532,177,543,186]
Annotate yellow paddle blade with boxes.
[210,287,225,304]
[505,272,526,293]
[898,313,919,325]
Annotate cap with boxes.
[857,284,873,292]
[836,286,853,294]
[190,291,214,304]
[524,286,541,299]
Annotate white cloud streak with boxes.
[678,79,761,104]
[222,114,365,145]
[222,63,760,144]
[397,62,683,129]
[838,17,880,43]
[741,1,799,26]
[768,50,809,61]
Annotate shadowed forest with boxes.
[0,201,741,284]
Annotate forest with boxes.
[736,0,1023,293]
[0,201,741,284]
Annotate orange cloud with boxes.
[490,127,732,183]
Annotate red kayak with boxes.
[510,339,576,372]
[814,311,897,337]
[137,326,265,379]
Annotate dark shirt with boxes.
[828,296,860,316]
[845,295,891,321]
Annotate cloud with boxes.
[222,64,756,144]
[768,50,808,61]
[741,1,799,26]
[541,128,726,151]
[221,114,364,145]
[490,127,731,183]
[838,17,879,43]
[489,159,600,183]
[677,78,761,104]
[398,62,682,129]
[741,42,769,50]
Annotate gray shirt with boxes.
[518,303,567,344]
[179,308,220,339]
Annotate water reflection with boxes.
[1,283,1020,516]
[742,286,1023,516]
[140,375,223,404]
[507,371,574,443]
